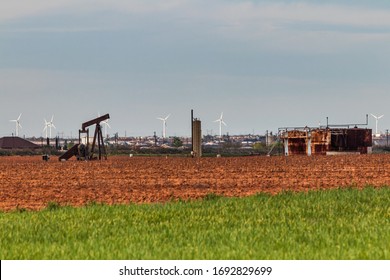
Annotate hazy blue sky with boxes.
[1,0,390,138]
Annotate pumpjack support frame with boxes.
[80,114,110,160]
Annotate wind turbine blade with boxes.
[43,126,47,132]
[51,115,54,122]
[222,121,227,126]
[157,117,164,121]
[214,119,220,123]
[165,114,170,120]
[17,113,22,120]
[51,124,56,129]
[370,114,377,119]
[378,115,384,119]
[106,123,111,128]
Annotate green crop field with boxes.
[1,187,390,260]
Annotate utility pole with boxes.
[191,109,193,152]
[386,129,389,147]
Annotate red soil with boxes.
[0,154,389,211]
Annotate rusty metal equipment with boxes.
[279,115,372,156]
[59,114,110,161]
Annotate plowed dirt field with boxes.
[1,154,389,211]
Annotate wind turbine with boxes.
[214,112,227,139]
[370,113,384,136]
[43,115,56,138]
[10,113,22,137]
[157,114,170,138]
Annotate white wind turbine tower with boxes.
[370,113,384,136]
[43,115,56,138]
[157,114,170,139]
[43,119,50,138]
[10,113,22,137]
[98,113,111,138]
[102,118,111,138]
[214,112,227,139]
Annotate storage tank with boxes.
[192,119,202,157]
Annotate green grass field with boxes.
[1,187,389,259]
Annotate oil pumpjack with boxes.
[59,114,110,161]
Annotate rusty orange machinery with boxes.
[280,128,372,155]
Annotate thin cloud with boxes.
[3,1,390,52]
[0,1,69,21]
[0,0,187,22]
[4,1,390,28]
[212,2,390,27]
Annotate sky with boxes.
[1,0,390,138]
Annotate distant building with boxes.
[0,136,40,149]
[280,128,372,155]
